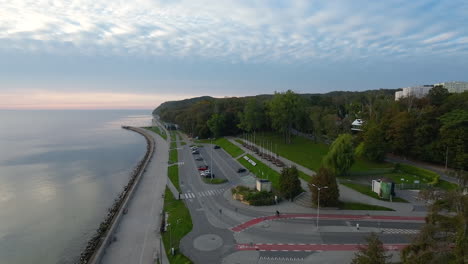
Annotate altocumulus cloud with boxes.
[1,0,467,62]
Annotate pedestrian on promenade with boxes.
[276,210,280,217]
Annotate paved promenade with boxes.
[100,127,169,264]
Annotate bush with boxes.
[246,191,276,206]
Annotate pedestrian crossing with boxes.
[380,228,419,234]
[258,256,304,264]
[181,188,227,200]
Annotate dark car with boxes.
[198,165,209,171]
[214,145,221,149]
[237,168,246,173]
[195,157,203,161]
[192,150,199,154]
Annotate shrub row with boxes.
[78,128,154,264]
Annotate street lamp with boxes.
[210,138,214,180]
[310,184,328,229]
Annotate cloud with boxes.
[0,0,467,62]
[0,90,196,110]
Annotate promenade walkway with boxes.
[100,127,169,264]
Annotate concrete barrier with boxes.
[83,127,155,264]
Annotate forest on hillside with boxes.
[154,88,468,170]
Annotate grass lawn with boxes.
[298,170,312,182]
[195,138,244,158]
[170,131,177,142]
[181,142,187,146]
[162,187,193,264]
[435,179,458,190]
[202,178,228,184]
[169,149,178,164]
[237,154,281,189]
[382,172,431,184]
[338,201,394,211]
[242,132,391,172]
[341,182,409,203]
[170,141,177,149]
[168,165,181,192]
[144,126,167,140]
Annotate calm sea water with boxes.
[0,110,152,264]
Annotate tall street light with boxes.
[310,184,328,230]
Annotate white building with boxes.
[351,119,364,132]
[434,81,468,93]
[395,85,433,100]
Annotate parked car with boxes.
[214,145,221,149]
[237,168,246,173]
[195,157,203,161]
[192,150,199,154]
[202,171,215,178]
[198,165,209,171]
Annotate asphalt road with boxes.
[175,139,425,264]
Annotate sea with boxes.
[0,110,152,264]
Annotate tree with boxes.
[238,98,266,132]
[428,85,449,106]
[207,113,226,138]
[360,122,387,162]
[402,187,468,264]
[386,111,415,156]
[351,233,392,264]
[309,167,339,207]
[323,134,355,176]
[268,90,304,143]
[279,166,302,200]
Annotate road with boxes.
[100,128,169,264]
[175,137,425,264]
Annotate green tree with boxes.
[402,188,468,264]
[238,98,265,132]
[439,110,468,170]
[360,122,387,162]
[207,113,226,138]
[279,166,302,200]
[386,111,415,156]
[323,134,355,176]
[428,85,450,106]
[351,233,392,264]
[268,90,304,143]
[309,167,339,207]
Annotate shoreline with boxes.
[78,126,155,264]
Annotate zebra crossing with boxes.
[181,188,227,200]
[258,256,304,264]
[380,228,419,234]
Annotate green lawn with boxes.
[237,154,282,189]
[203,178,228,184]
[162,187,193,264]
[181,142,187,146]
[242,132,391,172]
[170,141,177,149]
[196,138,244,158]
[298,170,312,182]
[169,149,178,164]
[144,126,167,140]
[170,131,177,142]
[341,182,409,203]
[435,180,458,190]
[168,165,181,192]
[338,201,394,211]
[382,172,431,184]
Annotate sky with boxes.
[1,0,467,109]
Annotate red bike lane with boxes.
[231,213,425,232]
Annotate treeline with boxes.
[154,88,468,170]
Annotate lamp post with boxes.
[310,184,328,230]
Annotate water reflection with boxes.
[0,110,151,264]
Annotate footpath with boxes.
[227,137,416,213]
[100,127,169,264]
